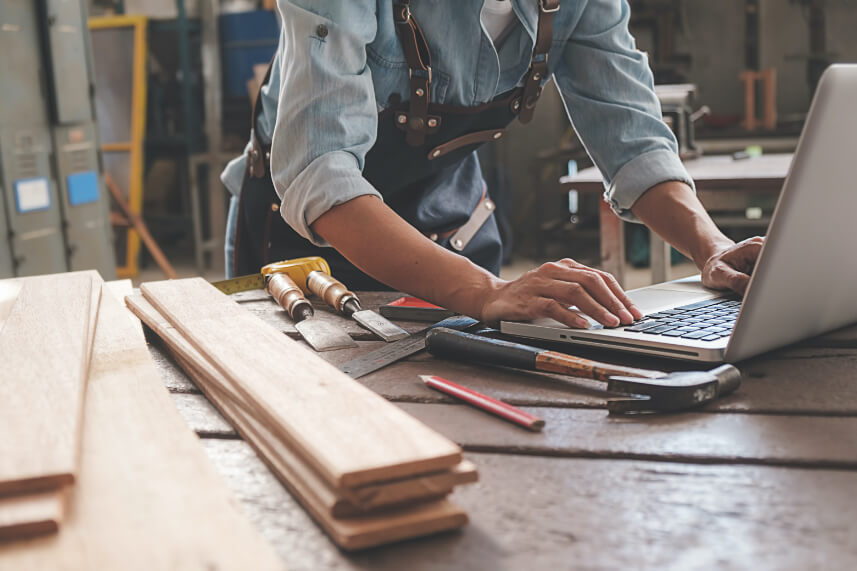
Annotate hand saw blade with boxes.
[339,315,478,378]
[351,309,409,342]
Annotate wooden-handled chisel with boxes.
[305,271,409,342]
[264,273,357,352]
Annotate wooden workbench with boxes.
[561,153,794,287]
[146,290,857,569]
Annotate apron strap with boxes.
[518,0,560,123]
[248,56,276,179]
[393,1,441,146]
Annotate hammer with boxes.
[425,328,741,414]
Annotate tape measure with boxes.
[212,256,331,295]
[212,273,267,295]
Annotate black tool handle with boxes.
[425,328,541,370]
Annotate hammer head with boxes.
[606,364,742,414]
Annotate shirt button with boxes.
[316,24,328,38]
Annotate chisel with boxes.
[305,271,409,342]
[264,272,357,352]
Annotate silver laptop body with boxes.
[501,64,857,363]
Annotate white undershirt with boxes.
[481,0,516,46]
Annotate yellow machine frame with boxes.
[89,15,148,278]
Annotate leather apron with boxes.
[234,0,559,290]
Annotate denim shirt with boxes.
[221,0,694,245]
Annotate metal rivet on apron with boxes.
[452,238,463,249]
[271,203,279,212]
[427,118,438,128]
[397,114,407,124]
[265,151,270,160]
[251,149,259,160]
[533,72,541,81]
[493,131,503,139]
[512,99,521,111]
[431,149,441,158]
[429,233,438,241]
[316,24,328,38]
[415,87,425,97]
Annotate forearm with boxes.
[631,181,734,269]
[310,195,501,319]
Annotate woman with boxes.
[221,0,761,329]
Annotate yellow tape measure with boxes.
[212,256,331,295]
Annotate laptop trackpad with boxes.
[627,288,715,314]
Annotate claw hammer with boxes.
[425,328,741,414]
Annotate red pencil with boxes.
[420,375,545,432]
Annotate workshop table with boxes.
[560,153,793,287]
[146,290,857,570]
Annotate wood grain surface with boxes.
[397,403,857,469]
[0,490,65,541]
[201,445,857,570]
[144,288,857,569]
[187,364,467,549]
[127,294,474,533]
[0,273,98,495]
[0,285,283,570]
[140,278,462,488]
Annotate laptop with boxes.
[501,64,857,363]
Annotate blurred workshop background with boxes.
[1,0,855,288]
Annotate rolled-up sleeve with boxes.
[271,0,381,245]
[553,0,694,222]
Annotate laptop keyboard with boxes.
[621,297,741,341]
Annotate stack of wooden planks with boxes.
[126,277,478,550]
[0,273,283,569]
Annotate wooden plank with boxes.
[0,273,98,495]
[0,274,104,539]
[0,285,283,569]
[140,278,462,489]
[127,294,475,515]
[0,490,65,541]
[166,391,476,516]
[397,403,857,469]
[175,353,469,549]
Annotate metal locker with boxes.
[0,2,49,126]
[0,180,12,278]
[40,0,92,124]
[53,122,115,276]
[0,126,68,276]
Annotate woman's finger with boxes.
[539,264,633,325]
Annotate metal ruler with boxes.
[340,315,479,379]
[212,274,266,295]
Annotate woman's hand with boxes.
[701,237,765,295]
[479,258,644,328]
